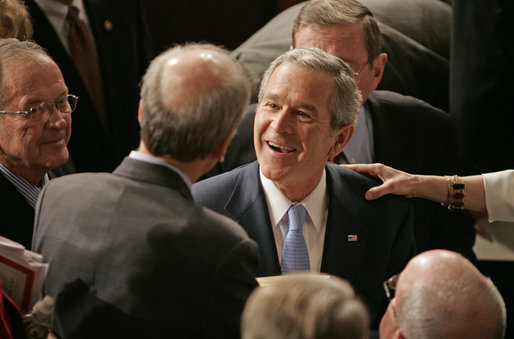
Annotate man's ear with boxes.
[329,124,354,159]
[212,131,236,163]
[393,328,406,339]
[370,53,388,90]
[137,100,144,126]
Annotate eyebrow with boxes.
[262,92,319,115]
[24,90,69,107]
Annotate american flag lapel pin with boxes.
[347,234,358,242]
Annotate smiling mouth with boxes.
[267,141,296,153]
[41,137,65,145]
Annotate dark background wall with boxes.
[143,0,303,54]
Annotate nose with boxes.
[45,104,69,128]
[270,108,293,134]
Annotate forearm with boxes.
[411,174,486,213]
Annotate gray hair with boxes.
[292,0,382,65]
[140,43,251,162]
[242,274,369,339]
[0,39,50,106]
[398,274,506,339]
[258,47,361,130]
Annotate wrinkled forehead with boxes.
[295,24,368,61]
[2,58,66,103]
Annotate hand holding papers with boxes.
[0,236,48,312]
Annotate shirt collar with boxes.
[34,0,90,53]
[341,104,375,164]
[129,151,192,190]
[259,168,327,232]
[0,162,49,208]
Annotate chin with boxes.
[261,164,292,183]
[45,152,69,169]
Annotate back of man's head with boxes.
[292,0,382,64]
[242,274,369,339]
[392,250,506,339]
[139,43,251,162]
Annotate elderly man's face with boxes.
[254,62,350,199]
[294,23,385,104]
[0,59,71,176]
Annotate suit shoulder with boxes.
[44,172,116,195]
[327,164,411,209]
[327,163,379,190]
[198,205,252,240]
[370,91,449,117]
[193,164,250,198]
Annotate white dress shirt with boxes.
[340,104,375,164]
[0,162,49,208]
[260,169,328,272]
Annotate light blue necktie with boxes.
[281,204,310,273]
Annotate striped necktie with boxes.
[67,5,108,132]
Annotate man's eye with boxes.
[28,106,40,114]
[265,102,278,109]
[297,111,312,121]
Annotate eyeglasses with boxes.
[0,94,78,122]
[383,274,399,301]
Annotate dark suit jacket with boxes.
[204,90,476,262]
[231,0,450,110]
[0,165,74,249]
[451,0,514,174]
[26,0,153,172]
[32,158,259,338]
[0,175,34,249]
[193,161,415,328]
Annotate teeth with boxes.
[268,141,295,153]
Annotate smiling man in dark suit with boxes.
[0,39,75,249]
[193,47,415,329]
[207,0,476,264]
[26,0,153,172]
[33,43,259,338]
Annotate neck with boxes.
[273,176,322,203]
[137,142,212,183]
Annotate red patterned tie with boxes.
[67,5,108,132]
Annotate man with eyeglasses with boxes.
[380,249,506,339]
[0,38,75,248]
[205,0,477,265]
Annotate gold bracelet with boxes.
[442,175,465,210]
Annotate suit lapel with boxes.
[224,162,281,276]
[321,164,369,281]
[113,157,193,201]
[0,174,35,249]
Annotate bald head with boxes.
[139,43,250,162]
[160,48,233,112]
[380,250,506,339]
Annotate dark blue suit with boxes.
[193,161,415,328]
